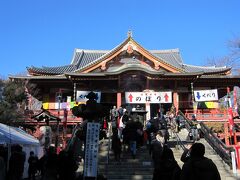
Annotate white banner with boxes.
[194,89,218,102]
[84,122,100,178]
[76,91,101,103]
[125,92,172,104]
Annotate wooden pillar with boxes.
[173,81,178,113]
[173,92,179,113]
[145,102,151,121]
[146,78,149,89]
[117,92,122,108]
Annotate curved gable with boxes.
[25,34,232,77]
[80,37,182,73]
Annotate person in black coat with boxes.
[124,119,139,158]
[122,111,129,125]
[180,143,193,163]
[58,150,78,180]
[152,146,181,180]
[180,142,221,180]
[149,131,164,167]
[8,145,26,180]
[28,151,39,180]
[41,146,58,180]
[111,129,122,162]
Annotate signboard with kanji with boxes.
[194,89,218,102]
[76,91,101,103]
[125,92,172,104]
[83,122,100,178]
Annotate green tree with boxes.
[0,79,27,125]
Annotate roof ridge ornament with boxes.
[127,30,132,38]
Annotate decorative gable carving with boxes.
[121,41,138,54]
[82,38,180,74]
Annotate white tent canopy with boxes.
[0,123,43,178]
[0,123,39,145]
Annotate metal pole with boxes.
[191,82,194,104]
[191,82,195,116]
[191,76,200,117]
[74,83,76,101]
[55,92,61,152]
[63,109,68,149]
[231,151,237,175]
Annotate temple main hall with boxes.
[10,33,240,123]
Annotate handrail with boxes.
[169,116,187,151]
[234,123,240,132]
[178,111,192,131]
[178,110,234,167]
[200,122,234,167]
[65,123,81,152]
[173,131,187,151]
[107,124,112,164]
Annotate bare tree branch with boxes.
[205,37,240,75]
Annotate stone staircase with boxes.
[96,128,240,180]
[98,140,154,180]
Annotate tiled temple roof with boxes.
[27,64,77,75]
[71,49,108,70]
[25,37,231,76]
[181,64,230,74]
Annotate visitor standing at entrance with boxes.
[110,106,119,130]
[124,118,139,158]
[117,106,124,117]
[110,106,119,121]
[135,117,144,147]
[159,116,169,144]
[122,110,129,125]
[118,110,127,140]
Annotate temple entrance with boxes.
[123,104,147,125]
[150,103,172,119]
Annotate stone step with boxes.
[105,174,152,180]
[98,130,240,180]
[99,164,153,169]
[79,131,240,180]
[173,128,240,179]
[98,139,153,180]
[103,170,153,175]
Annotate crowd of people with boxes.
[0,145,78,180]
[110,106,144,160]
[0,144,26,180]
[151,140,221,180]
[0,105,221,180]
[108,105,221,180]
[109,105,179,160]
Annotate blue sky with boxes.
[0,0,239,79]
